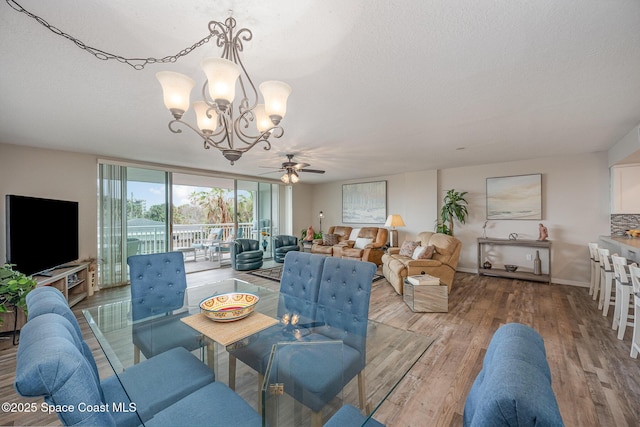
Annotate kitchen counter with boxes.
[599,236,640,262]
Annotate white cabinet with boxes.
[611,164,640,214]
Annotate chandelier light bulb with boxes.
[259,81,291,124]
[281,173,290,184]
[156,71,195,118]
[193,101,218,134]
[290,171,299,184]
[201,57,241,109]
[254,104,272,134]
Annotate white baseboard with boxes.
[456,267,589,288]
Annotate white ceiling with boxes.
[1,0,640,183]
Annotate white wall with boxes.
[310,170,438,241]
[309,152,609,287]
[439,152,610,286]
[0,143,98,265]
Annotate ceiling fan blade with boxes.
[299,169,325,174]
[292,162,311,169]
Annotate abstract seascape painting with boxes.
[486,174,542,220]
[342,181,387,224]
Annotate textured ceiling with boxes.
[1,0,640,183]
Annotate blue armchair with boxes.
[16,292,261,426]
[231,238,264,271]
[273,234,300,263]
[127,252,205,363]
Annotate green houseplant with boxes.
[439,189,469,237]
[0,264,37,326]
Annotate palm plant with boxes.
[440,189,469,236]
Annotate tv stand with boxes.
[35,263,90,307]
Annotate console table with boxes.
[477,238,551,284]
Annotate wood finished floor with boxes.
[1,267,639,426]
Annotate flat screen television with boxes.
[5,195,79,276]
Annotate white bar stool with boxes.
[627,264,640,358]
[588,242,600,297]
[611,255,634,339]
[597,248,615,316]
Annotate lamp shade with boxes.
[193,101,218,134]
[156,71,195,115]
[254,104,272,133]
[384,214,406,228]
[259,80,291,123]
[201,57,241,107]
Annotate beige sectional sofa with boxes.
[382,231,461,294]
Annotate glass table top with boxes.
[83,278,433,426]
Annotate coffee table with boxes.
[83,278,433,426]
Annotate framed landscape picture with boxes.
[486,174,542,220]
[342,181,387,224]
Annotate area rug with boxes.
[248,265,385,283]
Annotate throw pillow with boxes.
[412,245,435,260]
[354,237,373,249]
[399,240,420,257]
[349,228,361,241]
[323,233,339,246]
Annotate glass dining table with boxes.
[83,278,433,427]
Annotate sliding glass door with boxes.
[98,164,169,288]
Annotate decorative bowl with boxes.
[200,292,259,322]
[504,264,518,272]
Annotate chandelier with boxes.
[156,17,291,165]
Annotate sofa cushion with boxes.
[399,240,420,257]
[413,245,435,260]
[354,237,373,249]
[323,233,339,246]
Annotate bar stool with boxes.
[611,255,634,339]
[588,242,600,298]
[627,264,640,358]
[597,248,615,316]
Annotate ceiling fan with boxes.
[261,154,325,184]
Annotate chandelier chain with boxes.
[6,0,214,70]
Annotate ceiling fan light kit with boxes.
[156,17,291,165]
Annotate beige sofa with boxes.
[382,231,461,294]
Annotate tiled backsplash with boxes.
[611,214,640,236]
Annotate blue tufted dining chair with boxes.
[127,252,205,363]
[228,251,325,389]
[274,256,377,426]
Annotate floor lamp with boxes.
[385,214,406,247]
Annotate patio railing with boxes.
[127,222,256,255]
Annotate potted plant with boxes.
[0,264,37,326]
[439,189,469,237]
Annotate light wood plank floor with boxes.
[1,267,639,426]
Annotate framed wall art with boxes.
[486,173,542,220]
[342,181,387,224]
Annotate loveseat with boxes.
[464,323,564,426]
[382,231,461,294]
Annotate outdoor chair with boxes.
[127,252,205,363]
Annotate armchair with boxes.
[273,234,300,263]
[231,238,264,271]
[311,225,352,255]
[128,252,205,363]
[336,227,389,265]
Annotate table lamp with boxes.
[384,214,406,247]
